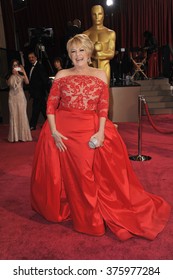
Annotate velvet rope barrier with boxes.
[143,100,173,134]
[129,95,152,161]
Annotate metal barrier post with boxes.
[129,95,152,161]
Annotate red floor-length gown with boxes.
[31,75,171,241]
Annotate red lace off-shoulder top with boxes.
[46,75,109,118]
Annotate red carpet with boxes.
[0,115,173,260]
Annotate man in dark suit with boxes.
[28,51,49,130]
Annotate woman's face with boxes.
[12,61,19,69]
[69,43,89,67]
[54,60,61,69]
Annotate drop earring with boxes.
[87,58,91,65]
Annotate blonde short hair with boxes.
[67,34,94,59]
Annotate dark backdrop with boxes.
[2,0,173,51]
[1,0,173,74]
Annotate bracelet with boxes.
[51,131,57,137]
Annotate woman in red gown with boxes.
[31,34,171,241]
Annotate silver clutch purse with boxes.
[88,138,98,149]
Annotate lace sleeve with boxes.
[97,83,109,118]
[46,80,61,114]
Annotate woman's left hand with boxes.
[90,131,105,148]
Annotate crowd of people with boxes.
[5,16,85,139]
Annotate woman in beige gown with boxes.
[6,59,32,142]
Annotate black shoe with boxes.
[30,126,36,131]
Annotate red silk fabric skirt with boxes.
[31,108,171,240]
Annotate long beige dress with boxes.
[8,74,32,142]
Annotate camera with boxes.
[14,67,21,71]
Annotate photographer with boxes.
[6,59,32,142]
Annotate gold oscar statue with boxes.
[84,5,116,84]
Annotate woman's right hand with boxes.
[52,130,68,152]
[20,65,26,74]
